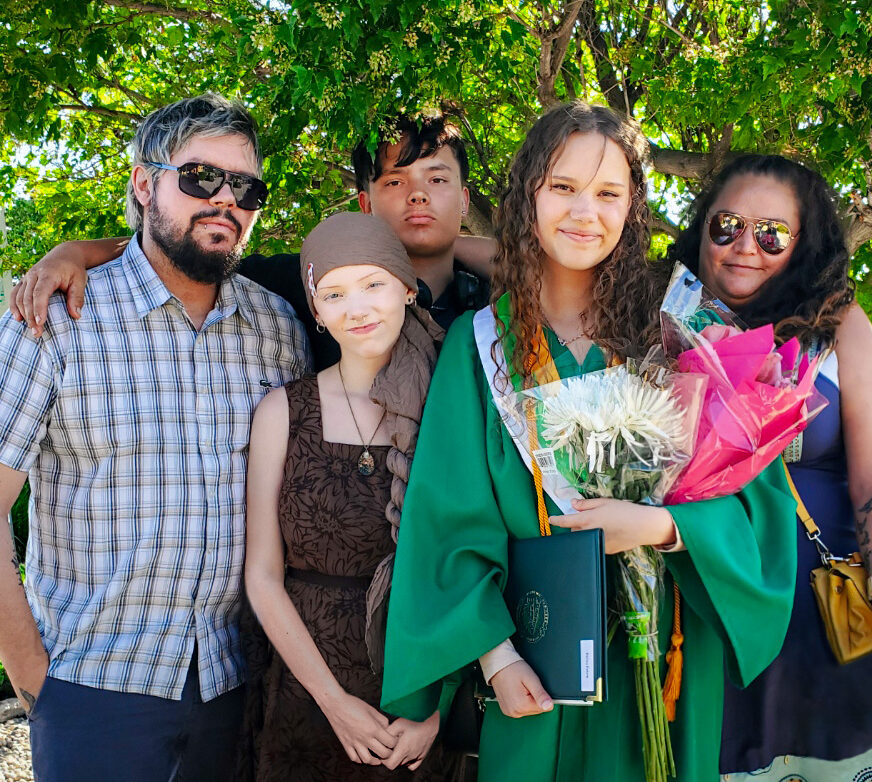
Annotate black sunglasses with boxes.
[707,210,797,255]
[145,161,268,211]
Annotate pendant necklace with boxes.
[544,315,587,347]
[338,364,387,476]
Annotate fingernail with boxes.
[543,699,553,710]
[31,327,39,337]
[74,307,81,317]
[34,314,41,325]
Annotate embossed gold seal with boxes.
[516,590,549,643]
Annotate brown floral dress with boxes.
[237,375,451,782]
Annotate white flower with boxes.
[539,366,686,476]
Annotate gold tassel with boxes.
[524,330,559,537]
[662,582,684,722]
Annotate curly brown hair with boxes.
[666,154,854,349]
[491,101,660,380]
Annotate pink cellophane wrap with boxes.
[664,321,826,504]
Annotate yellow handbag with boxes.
[783,460,872,664]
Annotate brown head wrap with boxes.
[300,211,419,318]
[299,211,444,671]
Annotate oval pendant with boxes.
[358,449,375,476]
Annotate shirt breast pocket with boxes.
[51,388,142,458]
[51,349,154,460]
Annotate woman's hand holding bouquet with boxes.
[550,498,677,552]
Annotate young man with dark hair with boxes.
[350,114,470,191]
[239,113,490,365]
[11,114,494,369]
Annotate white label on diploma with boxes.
[579,640,594,691]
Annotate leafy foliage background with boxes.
[1,0,871,276]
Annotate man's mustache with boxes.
[189,208,243,237]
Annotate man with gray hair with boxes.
[0,93,309,780]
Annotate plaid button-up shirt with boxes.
[0,236,310,700]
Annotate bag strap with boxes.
[780,458,819,538]
[780,458,840,567]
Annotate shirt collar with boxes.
[417,260,468,312]
[120,234,253,326]
[221,276,256,327]
[121,234,172,319]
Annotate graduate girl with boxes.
[381,102,797,782]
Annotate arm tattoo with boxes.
[855,496,872,566]
[19,689,36,712]
[10,551,24,588]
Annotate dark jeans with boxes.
[28,662,244,782]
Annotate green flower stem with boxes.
[619,547,674,782]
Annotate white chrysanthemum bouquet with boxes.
[501,363,703,507]
[494,363,705,782]
[537,367,692,503]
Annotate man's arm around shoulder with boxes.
[0,463,48,712]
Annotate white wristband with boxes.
[654,519,685,553]
[479,638,524,684]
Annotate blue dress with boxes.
[720,352,872,772]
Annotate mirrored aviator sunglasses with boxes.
[707,210,796,255]
[146,161,268,210]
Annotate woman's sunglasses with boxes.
[146,161,268,211]
[707,210,797,255]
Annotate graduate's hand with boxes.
[490,660,553,718]
[549,499,676,554]
[321,690,397,765]
[382,711,440,770]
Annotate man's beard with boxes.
[148,201,245,284]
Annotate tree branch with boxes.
[650,214,680,239]
[537,0,584,107]
[504,7,538,36]
[93,74,157,110]
[634,0,656,45]
[323,192,357,212]
[455,109,504,193]
[324,161,356,191]
[100,0,227,23]
[865,129,872,194]
[578,0,626,113]
[56,103,143,121]
[711,122,734,169]
[649,143,736,179]
[848,189,872,256]
[466,187,496,237]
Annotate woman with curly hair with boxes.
[668,154,872,781]
[381,103,796,781]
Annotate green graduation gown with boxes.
[382,311,797,782]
